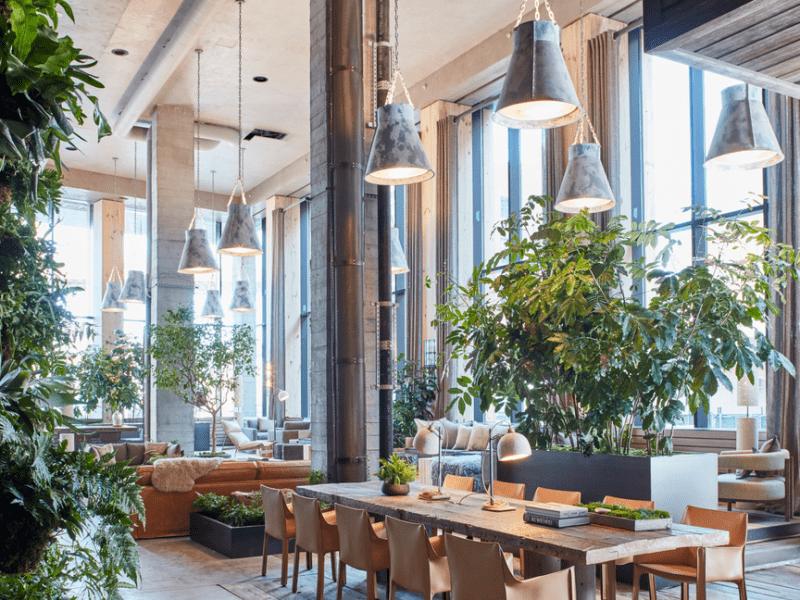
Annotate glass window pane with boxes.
[520,128,545,216]
[122,203,146,336]
[47,202,93,318]
[485,119,509,261]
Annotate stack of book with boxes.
[523,502,590,528]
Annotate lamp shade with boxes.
[218,200,262,256]
[200,289,224,319]
[230,279,255,312]
[705,84,783,170]
[391,227,410,274]
[365,103,435,185]
[497,428,532,462]
[555,143,615,213]
[119,270,146,303]
[277,389,289,402]
[494,19,582,129]
[101,281,125,312]
[178,228,219,274]
[737,376,760,408]
[413,423,441,455]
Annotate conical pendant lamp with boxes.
[101,278,125,312]
[178,210,219,273]
[494,18,581,129]
[555,143,615,213]
[201,289,224,319]
[705,84,783,170]
[230,260,255,313]
[102,157,127,313]
[121,143,146,303]
[390,227,409,274]
[365,103,434,185]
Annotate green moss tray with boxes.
[589,512,672,531]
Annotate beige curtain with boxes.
[406,182,423,368]
[766,92,800,516]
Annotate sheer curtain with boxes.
[405,182,423,367]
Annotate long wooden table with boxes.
[297,481,729,600]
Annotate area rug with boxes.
[151,457,224,492]
[220,570,397,600]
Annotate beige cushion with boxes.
[257,417,271,431]
[439,418,460,449]
[90,443,116,465]
[739,436,782,478]
[452,425,471,450]
[166,442,182,458]
[144,442,169,461]
[126,442,145,465]
[719,473,786,502]
[467,422,491,451]
[414,418,430,435]
[222,420,254,448]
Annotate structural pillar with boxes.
[147,104,196,450]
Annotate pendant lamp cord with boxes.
[386,0,413,107]
[517,0,554,27]
[211,169,217,288]
[133,143,138,237]
[196,49,202,217]
[237,0,243,182]
[575,0,600,145]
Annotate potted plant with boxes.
[147,307,256,456]
[73,331,145,425]
[374,453,417,496]
[393,357,436,448]
[189,492,270,558]
[435,197,799,517]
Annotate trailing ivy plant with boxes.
[148,307,256,455]
[392,357,436,447]
[436,196,799,456]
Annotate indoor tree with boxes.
[148,307,256,455]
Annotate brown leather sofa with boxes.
[132,459,311,539]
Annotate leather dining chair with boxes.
[632,505,748,600]
[445,533,576,600]
[261,485,310,585]
[443,474,474,492]
[602,495,655,510]
[335,503,391,600]
[492,480,526,501]
[292,493,340,600]
[386,516,451,600]
[533,487,581,505]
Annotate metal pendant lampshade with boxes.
[230,279,255,312]
[554,143,615,213]
[705,84,784,170]
[178,213,219,274]
[218,197,262,256]
[101,281,125,312]
[365,103,435,185]
[497,428,532,462]
[494,19,582,129]
[120,270,146,303]
[200,290,224,319]
[391,227,409,274]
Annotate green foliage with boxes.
[436,196,799,455]
[393,357,436,447]
[73,332,145,414]
[191,492,264,527]
[308,470,325,485]
[374,453,417,485]
[148,307,256,454]
[578,502,671,521]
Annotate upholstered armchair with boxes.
[718,449,793,520]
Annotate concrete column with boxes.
[93,198,125,423]
[148,104,196,450]
[283,199,303,419]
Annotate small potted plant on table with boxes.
[375,453,417,496]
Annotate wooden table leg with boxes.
[563,561,597,600]
[602,562,617,600]
[521,551,561,579]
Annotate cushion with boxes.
[452,425,471,450]
[439,418,460,449]
[144,442,169,462]
[414,418,431,437]
[221,419,242,434]
[90,443,116,465]
[467,422,492,451]
[283,420,310,431]
[258,417,272,431]
[738,436,782,478]
[126,442,145,465]
[166,442,183,458]
[112,443,128,462]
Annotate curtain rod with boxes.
[614,17,643,39]
[453,93,501,123]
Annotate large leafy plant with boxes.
[437,197,798,455]
[148,307,256,455]
[392,358,436,447]
[74,332,145,415]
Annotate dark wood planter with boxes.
[189,512,293,559]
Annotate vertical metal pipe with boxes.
[376,0,394,461]
[143,130,153,442]
[331,0,367,482]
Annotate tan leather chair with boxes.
[493,480,525,501]
[261,485,310,585]
[533,487,581,505]
[335,504,390,600]
[443,474,474,492]
[445,533,576,600]
[633,505,748,600]
[602,495,655,510]
[386,516,451,600]
[292,494,340,600]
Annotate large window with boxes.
[123,201,146,342]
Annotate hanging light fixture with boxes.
[390,227,409,274]
[364,0,434,185]
[494,0,582,129]
[178,49,220,274]
[230,259,255,313]
[120,143,146,303]
[102,157,126,312]
[201,170,225,320]
[218,0,262,257]
[554,0,615,214]
[705,84,784,170]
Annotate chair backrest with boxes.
[292,493,325,553]
[443,474,474,492]
[444,533,509,600]
[221,419,249,449]
[386,517,433,592]
[261,485,290,539]
[681,505,748,548]
[602,495,655,510]
[335,503,376,572]
[534,487,581,505]
[493,480,525,500]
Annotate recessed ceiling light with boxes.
[253,76,268,83]
[111,48,129,56]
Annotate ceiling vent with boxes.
[244,129,287,141]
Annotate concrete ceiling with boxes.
[57,0,639,199]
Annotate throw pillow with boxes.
[452,425,471,450]
[144,441,169,462]
[755,436,782,478]
[166,442,183,458]
[414,418,430,435]
[90,443,116,465]
[257,417,272,432]
[221,419,242,434]
[467,422,492,451]
[439,418,460,449]
[112,443,128,462]
[126,442,145,466]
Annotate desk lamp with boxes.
[413,421,448,498]
[484,422,532,512]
